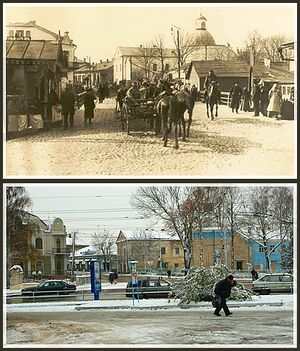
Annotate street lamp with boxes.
[145,228,165,273]
[171,25,181,79]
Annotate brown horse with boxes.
[174,90,195,138]
[156,95,179,149]
[204,82,221,121]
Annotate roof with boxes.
[95,61,114,71]
[116,46,176,58]
[7,21,58,39]
[117,230,179,241]
[186,60,294,84]
[186,60,250,78]
[6,40,63,62]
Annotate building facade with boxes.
[6,21,77,82]
[116,230,185,273]
[11,213,70,278]
[192,228,287,272]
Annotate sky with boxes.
[4,3,296,63]
[23,184,163,244]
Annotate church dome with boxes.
[194,14,216,46]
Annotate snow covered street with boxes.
[5,294,296,346]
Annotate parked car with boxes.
[252,273,293,295]
[126,278,172,299]
[21,280,77,296]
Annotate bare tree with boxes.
[172,30,198,66]
[91,229,116,272]
[237,30,265,64]
[133,43,157,79]
[152,34,170,78]
[240,187,292,273]
[261,34,291,62]
[130,230,155,272]
[131,186,213,270]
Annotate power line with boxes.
[30,195,131,199]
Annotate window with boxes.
[56,238,61,253]
[269,244,275,252]
[149,280,158,287]
[281,275,292,282]
[260,275,270,282]
[175,247,180,255]
[15,30,24,38]
[35,238,43,249]
[161,247,166,255]
[159,280,170,287]
[36,261,43,273]
[268,275,281,282]
[287,87,291,95]
[236,260,243,270]
[282,86,286,95]
[25,30,31,38]
[153,63,158,72]
[8,30,14,37]
[174,263,179,269]
[165,63,170,72]
[259,245,264,253]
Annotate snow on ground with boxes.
[6,294,294,313]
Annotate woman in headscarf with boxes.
[267,83,282,118]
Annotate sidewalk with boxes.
[6,294,293,313]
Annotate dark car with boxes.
[21,280,77,296]
[126,278,172,299]
[252,273,293,295]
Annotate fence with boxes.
[199,91,231,106]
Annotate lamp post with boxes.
[146,228,165,274]
[171,25,181,79]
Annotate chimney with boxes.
[264,58,271,68]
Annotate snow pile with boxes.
[171,265,252,304]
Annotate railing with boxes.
[199,91,231,106]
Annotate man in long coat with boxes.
[230,82,243,113]
[60,85,75,129]
[251,79,261,116]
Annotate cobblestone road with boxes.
[5,99,295,177]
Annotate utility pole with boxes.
[171,25,181,79]
[71,231,77,281]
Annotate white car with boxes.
[252,273,293,294]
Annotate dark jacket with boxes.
[252,83,261,102]
[60,90,75,114]
[214,278,233,298]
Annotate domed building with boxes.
[194,14,216,46]
[188,13,236,61]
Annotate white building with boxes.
[6,21,77,82]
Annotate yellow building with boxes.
[192,227,253,271]
[116,230,185,273]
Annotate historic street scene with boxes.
[4,184,295,346]
[4,4,296,177]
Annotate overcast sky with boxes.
[23,184,160,244]
[4,3,296,62]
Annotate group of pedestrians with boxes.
[108,271,118,284]
[229,79,283,118]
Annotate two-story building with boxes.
[116,230,185,273]
[10,212,70,278]
[6,21,77,82]
[192,227,287,272]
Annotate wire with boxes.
[30,195,131,199]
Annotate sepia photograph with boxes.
[3,3,297,178]
[3,183,296,346]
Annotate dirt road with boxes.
[6,309,293,345]
[5,100,295,177]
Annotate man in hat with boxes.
[213,274,235,316]
[126,80,141,100]
[252,79,261,116]
[230,81,243,113]
[140,79,150,99]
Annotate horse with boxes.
[204,82,221,121]
[156,95,179,149]
[173,90,195,138]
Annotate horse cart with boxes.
[120,98,159,135]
